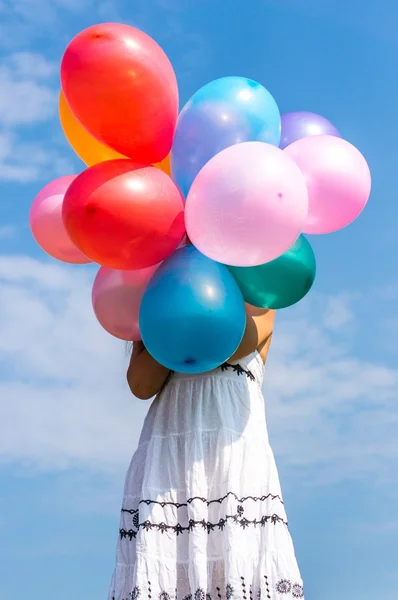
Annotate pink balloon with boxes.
[92,264,159,341]
[284,135,371,234]
[185,141,308,266]
[30,176,91,264]
[34,175,75,200]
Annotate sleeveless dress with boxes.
[108,351,304,600]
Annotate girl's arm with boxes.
[127,341,171,400]
[229,304,275,362]
[127,305,274,398]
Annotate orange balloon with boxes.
[156,154,171,176]
[61,23,179,163]
[59,92,125,166]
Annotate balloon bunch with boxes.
[29,23,371,374]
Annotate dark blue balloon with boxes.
[139,245,246,373]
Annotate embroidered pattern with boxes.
[120,510,287,540]
[273,580,304,597]
[181,591,212,600]
[292,584,304,598]
[220,362,255,381]
[121,491,283,512]
[264,575,271,600]
[111,587,141,600]
[241,577,247,600]
[112,580,304,600]
[275,580,291,594]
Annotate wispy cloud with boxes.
[322,293,357,331]
[0,131,74,182]
[0,52,57,127]
[0,225,16,239]
[0,255,147,471]
[0,50,77,181]
[0,0,124,49]
[266,307,398,488]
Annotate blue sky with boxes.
[0,0,397,598]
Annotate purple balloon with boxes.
[280,111,341,150]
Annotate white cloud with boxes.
[321,293,356,331]
[0,52,57,126]
[0,131,75,182]
[0,51,76,182]
[5,0,93,22]
[0,225,15,239]
[0,253,397,495]
[0,0,123,48]
[0,255,147,472]
[265,309,398,488]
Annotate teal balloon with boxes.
[228,235,316,309]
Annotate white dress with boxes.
[108,351,304,600]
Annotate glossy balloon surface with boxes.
[30,176,91,264]
[92,264,159,340]
[62,160,185,269]
[228,235,316,309]
[171,77,281,196]
[280,111,341,149]
[61,23,178,163]
[285,135,371,234]
[139,245,246,373]
[185,142,308,266]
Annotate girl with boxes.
[108,304,304,600]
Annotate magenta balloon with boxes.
[185,142,308,266]
[280,111,341,149]
[92,264,159,341]
[30,176,91,264]
[284,135,371,234]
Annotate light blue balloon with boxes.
[171,76,281,197]
[139,245,246,373]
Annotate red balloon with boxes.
[62,160,186,270]
[60,23,179,163]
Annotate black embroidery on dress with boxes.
[226,584,234,600]
[120,509,287,540]
[292,584,304,598]
[241,577,247,600]
[111,588,141,600]
[264,575,271,600]
[131,587,141,600]
[275,580,292,594]
[120,528,137,540]
[113,578,303,600]
[121,491,283,513]
[220,362,255,381]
